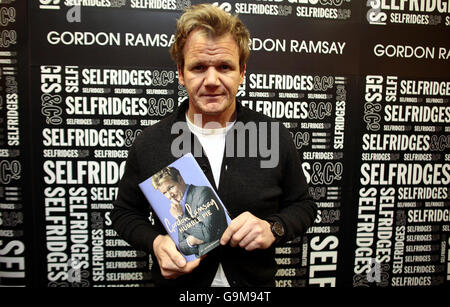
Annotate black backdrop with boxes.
[0,0,449,288]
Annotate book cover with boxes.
[139,153,231,262]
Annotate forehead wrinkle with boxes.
[184,32,239,64]
[190,43,236,57]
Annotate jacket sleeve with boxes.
[110,142,165,254]
[178,232,199,256]
[267,125,318,243]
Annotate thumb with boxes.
[166,242,186,267]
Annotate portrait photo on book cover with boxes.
[139,154,231,261]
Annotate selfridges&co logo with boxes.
[366,0,450,26]
[39,0,126,9]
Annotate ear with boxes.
[177,65,185,86]
[240,64,246,84]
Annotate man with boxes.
[151,166,228,257]
[111,4,317,286]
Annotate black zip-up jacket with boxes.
[111,100,317,287]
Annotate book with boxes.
[139,153,231,262]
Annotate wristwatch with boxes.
[267,219,285,243]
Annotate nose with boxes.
[204,67,220,87]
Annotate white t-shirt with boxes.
[186,114,234,287]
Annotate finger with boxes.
[181,258,201,273]
[230,221,253,248]
[161,268,183,279]
[220,226,232,245]
[220,223,236,246]
[241,221,273,251]
[158,236,186,269]
[220,213,248,245]
[243,239,261,251]
[163,257,202,279]
[237,228,258,249]
[159,252,187,279]
[166,246,187,268]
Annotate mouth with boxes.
[169,195,181,202]
[201,92,224,97]
[202,95,224,103]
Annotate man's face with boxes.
[158,177,186,203]
[178,29,245,121]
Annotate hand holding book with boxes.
[169,201,183,219]
[220,211,276,251]
[186,235,204,246]
[152,234,202,279]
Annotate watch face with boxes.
[272,221,285,237]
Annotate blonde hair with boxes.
[151,167,181,190]
[170,4,250,71]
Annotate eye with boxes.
[193,65,205,71]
